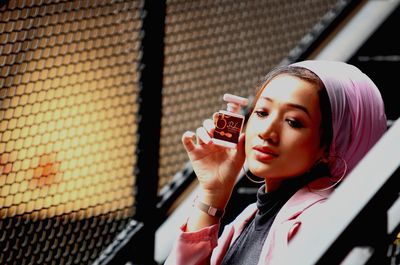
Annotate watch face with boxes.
[196,200,224,217]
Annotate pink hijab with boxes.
[291,60,387,178]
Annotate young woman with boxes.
[164,60,387,264]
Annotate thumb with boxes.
[235,133,246,162]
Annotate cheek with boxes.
[285,133,322,165]
[244,119,258,148]
[244,117,260,138]
[244,128,253,156]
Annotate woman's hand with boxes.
[181,113,246,208]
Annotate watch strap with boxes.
[195,200,225,218]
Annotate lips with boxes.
[252,145,279,161]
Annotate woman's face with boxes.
[245,74,325,190]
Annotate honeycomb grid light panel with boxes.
[159,0,339,190]
[0,1,143,264]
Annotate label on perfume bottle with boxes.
[213,112,244,144]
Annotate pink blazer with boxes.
[164,183,332,265]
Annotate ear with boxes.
[320,144,331,163]
[314,145,328,165]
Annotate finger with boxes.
[212,112,219,122]
[234,133,246,167]
[196,126,212,145]
[237,133,246,153]
[202,118,215,135]
[182,131,196,152]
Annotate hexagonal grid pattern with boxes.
[0,1,143,264]
[159,0,338,189]
[1,0,341,264]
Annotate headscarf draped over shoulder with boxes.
[291,60,387,178]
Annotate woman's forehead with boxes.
[260,75,319,106]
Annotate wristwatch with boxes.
[195,200,225,218]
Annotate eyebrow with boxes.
[262,96,311,117]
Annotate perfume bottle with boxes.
[213,94,249,148]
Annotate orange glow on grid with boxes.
[1,72,138,220]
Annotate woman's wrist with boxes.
[186,189,231,232]
[193,196,225,218]
[198,189,232,210]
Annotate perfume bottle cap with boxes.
[223,94,248,113]
[223,94,249,106]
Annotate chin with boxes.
[247,161,270,178]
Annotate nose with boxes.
[258,115,279,144]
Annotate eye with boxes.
[254,110,268,118]
[287,119,304,128]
